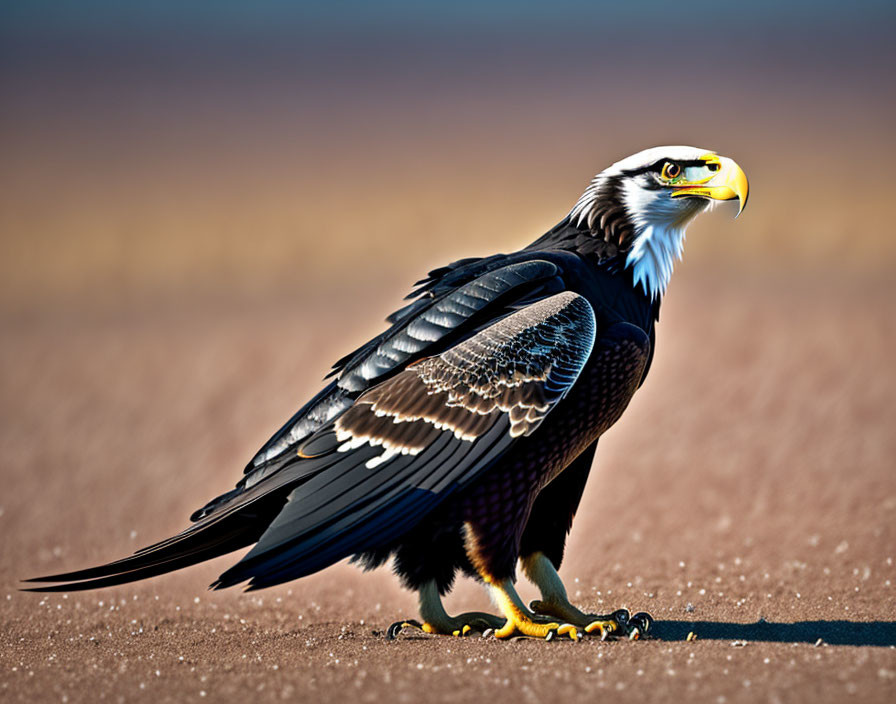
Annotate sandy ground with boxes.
[2,267,895,703]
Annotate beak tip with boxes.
[735,192,749,219]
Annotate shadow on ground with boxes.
[652,620,896,647]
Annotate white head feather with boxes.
[571,146,715,300]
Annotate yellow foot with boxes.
[529,602,654,641]
[387,612,505,640]
[493,616,560,640]
[486,580,582,641]
[487,617,582,641]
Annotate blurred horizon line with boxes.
[2,2,894,318]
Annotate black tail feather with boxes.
[23,527,254,592]
[22,494,289,592]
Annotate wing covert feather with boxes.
[245,258,562,471]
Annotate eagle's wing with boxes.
[196,256,567,517]
[212,290,597,589]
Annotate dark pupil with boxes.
[665,162,681,178]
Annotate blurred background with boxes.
[1,0,894,316]
[3,3,896,701]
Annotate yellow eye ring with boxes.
[661,162,681,180]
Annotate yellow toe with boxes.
[556,624,581,641]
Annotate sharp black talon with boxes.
[630,612,654,636]
[386,619,422,640]
[610,608,631,631]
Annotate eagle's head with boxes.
[569,146,749,300]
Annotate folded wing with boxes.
[24,265,590,593]
[213,291,596,590]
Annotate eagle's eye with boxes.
[661,162,682,180]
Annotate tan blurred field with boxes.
[2,67,894,315]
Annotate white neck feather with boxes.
[618,177,704,300]
[624,223,687,300]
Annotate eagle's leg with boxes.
[387,581,505,639]
[523,552,653,640]
[517,442,652,639]
[458,517,580,641]
[486,577,582,641]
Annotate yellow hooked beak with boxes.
[670,154,749,217]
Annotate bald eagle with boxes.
[26,146,749,641]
